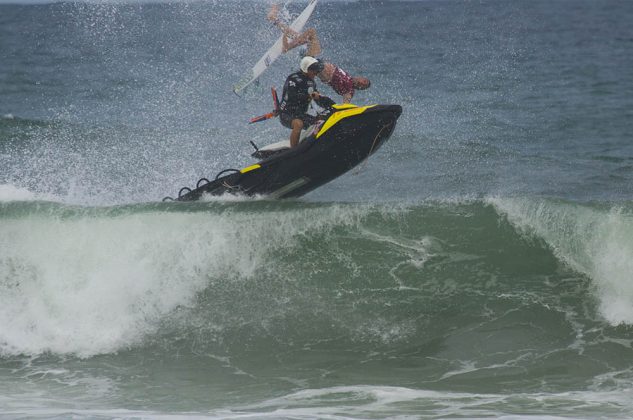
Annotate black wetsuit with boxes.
[279,71,335,129]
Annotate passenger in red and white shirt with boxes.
[268,4,371,103]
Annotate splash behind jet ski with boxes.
[164,103,402,201]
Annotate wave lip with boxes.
[490,197,633,326]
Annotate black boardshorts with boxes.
[279,112,317,129]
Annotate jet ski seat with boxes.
[250,125,316,159]
[251,140,291,159]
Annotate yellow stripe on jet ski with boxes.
[240,164,261,173]
[331,103,359,110]
[316,105,376,139]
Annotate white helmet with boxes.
[300,56,322,73]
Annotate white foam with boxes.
[231,385,633,419]
[0,213,211,356]
[2,384,633,418]
[0,203,375,357]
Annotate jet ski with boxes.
[164,103,402,201]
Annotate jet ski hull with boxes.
[171,104,402,201]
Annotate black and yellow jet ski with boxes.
[165,103,402,201]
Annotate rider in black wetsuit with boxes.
[279,56,335,147]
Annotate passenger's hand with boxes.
[310,91,321,100]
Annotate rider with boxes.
[279,56,335,147]
[268,4,371,103]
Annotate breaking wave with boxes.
[1,197,632,358]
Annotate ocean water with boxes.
[1,0,633,418]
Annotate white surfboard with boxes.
[233,0,319,95]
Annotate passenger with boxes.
[268,4,371,103]
[278,56,335,147]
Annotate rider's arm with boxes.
[314,93,335,109]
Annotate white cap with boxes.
[300,56,319,73]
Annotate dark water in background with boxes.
[2,0,633,418]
